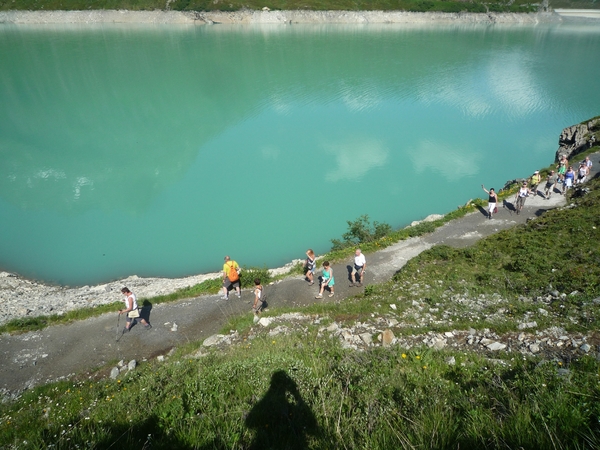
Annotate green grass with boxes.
[2,334,600,449]
[0,0,544,13]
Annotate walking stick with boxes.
[116,313,120,342]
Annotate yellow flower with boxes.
[401,353,407,359]
[272,341,276,344]
[416,355,421,360]
[117,380,121,384]
[423,366,427,369]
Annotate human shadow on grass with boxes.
[245,370,321,450]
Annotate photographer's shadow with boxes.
[245,370,320,450]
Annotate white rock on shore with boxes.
[0,258,306,326]
[0,270,223,326]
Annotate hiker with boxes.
[563,166,575,194]
[119,287,151,333]
[557,155,568,182]
[515,181,530,215]
[304,249,316,286]
[351,249,366,286]
[252,278,264,317]
[222,255,241,300]
[544,170,558,199]
[576,163,588,185]
[315,261,335,299]
[529,170,542,196]
[585,156,593,169]
[481,185,498,220]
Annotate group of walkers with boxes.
[481,155,593,219]
[118,248,368,333]
[303,248,366,299]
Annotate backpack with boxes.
[227,262,239,282]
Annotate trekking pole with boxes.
[115,313,120,342]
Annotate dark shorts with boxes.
[353,264,364,273]
[223,278,240,290]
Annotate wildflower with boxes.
[423,366,427,369]
[272,341,276,344]
[401,354,407,359]
[416,355,421,360]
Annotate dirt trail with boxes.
[1,157,596,398]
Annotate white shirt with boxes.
[354,253,366,267]
[123,293,138,310]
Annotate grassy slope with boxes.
[2,153,600,448]
[2,0,600,13]
[0,0,558,13]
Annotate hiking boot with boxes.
[220,295,228,300]
[235,293,241,299]
[328,292,335,298]
[356,283,362,287]
[315,294,323,299]
[145,324,152,330]
[349,282,355,287]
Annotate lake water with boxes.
[1,22,600,286]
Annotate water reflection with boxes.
[1,23,599,284]
[323,137,389,182]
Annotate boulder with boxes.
[382,329,395,347]
[529,343,540,354]
[359,333,373,345]
[258,317,271,327]
[203,334,224,347]
[580,343,591,353]
[486,342,506,351]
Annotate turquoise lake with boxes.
[1,22,599,286]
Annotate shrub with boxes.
[331,215,392,251]
[240,266,272,288]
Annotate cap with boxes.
[534,170,539,173]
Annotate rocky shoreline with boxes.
[0,10,565,25]
[0,260,300,326]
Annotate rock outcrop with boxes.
[555,117,600,162]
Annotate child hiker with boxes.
[316,261,335,299]
[252,278,264,320]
